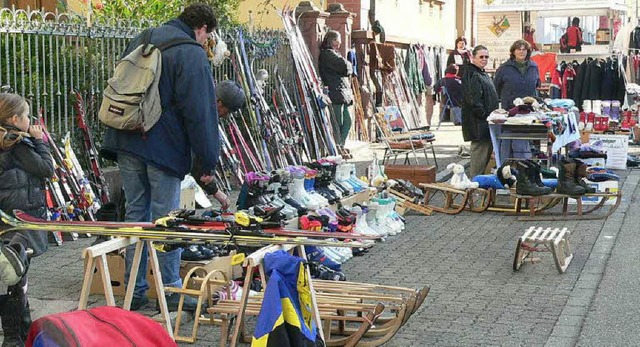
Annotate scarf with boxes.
[445,73,460,79]
[515,60,528,75]
[0,125,29,151]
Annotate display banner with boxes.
[478,0,626,12]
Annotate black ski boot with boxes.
[515,162,551,196]
[556,160,586,196]
[574,159,596,194]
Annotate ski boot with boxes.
[308,261,346,281]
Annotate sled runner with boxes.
[511,190,621,221]
[419,183,491,214]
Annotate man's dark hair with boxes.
[572,17,580,26]
[179,3,217,33]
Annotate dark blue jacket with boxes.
[101,19,219,178]
[493,59,540,110]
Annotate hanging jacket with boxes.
[462,64,499,142]
[318,48,353,105]
[493,58,540,110]
[404,45,425,95]
[101,19,220,179]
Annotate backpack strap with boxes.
[156,38,202,52]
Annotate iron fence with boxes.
[0,7,293,141]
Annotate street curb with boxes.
[545,170,639,347]
[436,158,471,182]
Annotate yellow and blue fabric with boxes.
[251,250,324,347]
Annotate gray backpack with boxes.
[98,29,200,132]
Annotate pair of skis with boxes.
[1,210,375,248]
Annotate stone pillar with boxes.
[326,3,356,58]
[296,1,329,69]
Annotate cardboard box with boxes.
[569,180,619,205]
[91,252,238,298]
[383,165,436,187]
[90,254,158,298]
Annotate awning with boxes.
[477,0,627,14]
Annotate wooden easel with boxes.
[79,237,173,338]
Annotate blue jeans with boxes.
[118,153,183,298]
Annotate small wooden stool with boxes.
[513,226,573,273]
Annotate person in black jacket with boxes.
[462,45,500,178]
[434,64,463,125]
[318,30,353,147]
[0,92,54,345]
[447,36,471,78]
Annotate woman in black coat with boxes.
[447,36,472,78]
[0,92,54,344]
[462,45,500,178]
[318,30,353,147]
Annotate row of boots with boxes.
[515,159,595,196]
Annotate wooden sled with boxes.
[419,183,490,214]
[513,226,573,273]
[449,188,492,213]
[388,188,433,215]
[487,188,563,213]
[213,297,385,347]
[513,190,621,221]
[313,281,429,346]
[419,183,469,214]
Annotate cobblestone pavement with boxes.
[3,123,638,346]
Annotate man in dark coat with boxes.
[101,3,219,312]
[462,45,500,178]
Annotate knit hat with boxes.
[217,80,246,112]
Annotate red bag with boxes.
[26,306,176,347]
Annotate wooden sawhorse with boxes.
[78,237,173,338]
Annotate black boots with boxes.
[557,159,586,196]
[574,160,596,194]
[1,276,31,346]
[515,161,552,196]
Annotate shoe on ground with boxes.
[130,295,149,311]
[158,293,207,312]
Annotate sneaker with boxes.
[130,295,149,311]
[181,245,205,261]
[158,293,206,312]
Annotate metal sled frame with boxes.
[513,226,573,273]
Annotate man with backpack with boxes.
[101,3,220,312]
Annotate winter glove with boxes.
[0,243,28,286]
